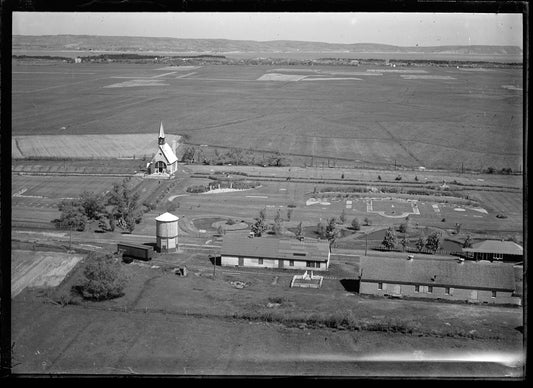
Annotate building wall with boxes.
[220,255,327,271]
[157,236,177,253]
[360,281,520,305]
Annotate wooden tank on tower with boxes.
[155,212,179,253]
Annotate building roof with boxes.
[155,212,179,222]
[159,142,178,165]
[221,234,330,262]
[463,240,523,255]
[359,256,516,291]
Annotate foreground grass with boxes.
[233,309,504,340]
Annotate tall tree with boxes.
[107,179,141,232]
[339,209,347,224]
[325,217,339,248]
[80,191,105,220]
[382,226,397,250]
[272,209,283,235]
[425,231,442,253]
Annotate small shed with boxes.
[155,212,179,253]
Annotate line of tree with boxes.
[55,178,142,234]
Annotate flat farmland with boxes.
[12,62,523,170]
[12,175,119,198]
[12,133,181,159]
[11,250,84,297]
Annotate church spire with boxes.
[158,121,165,145]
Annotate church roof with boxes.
[159,142,178,164]
[159,121,165,139]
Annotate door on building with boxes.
[470,290,478,300]
[155,161,166,173]
[278,260,284,269]
[392,284,401,296]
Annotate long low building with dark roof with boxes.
[359,256,522,305]
[220,234,331,271]
[462,240,523,262]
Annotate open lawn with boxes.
[11,258,523,376]
[12,62,523,171]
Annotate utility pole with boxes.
[365,233,368,256]
[69,224,72,251]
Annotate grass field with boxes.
[12,62,523,171]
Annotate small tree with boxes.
[416,236,426,252]
[325,217,339,248]
[398,222,408,234]
[272,210,283,236]
[296,221,304,240]
[382,227,397,250]
[400,238,408,252]
[455,223,462,235]
[251,217,267,237]
[351,218,361,231]
[364,217,371,226]
[217,225,225,236]
[425,232,442,253]
[339,209,347,224]
[259,207,267,220]
[316,220,327,238]
[75,253,127,301]
[463,234,473,248]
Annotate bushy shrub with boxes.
[74,253,127,301]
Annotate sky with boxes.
[13,12,523,47]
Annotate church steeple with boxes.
[158,121,165,145]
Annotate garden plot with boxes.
[11,250,84,298]
[366,198,419,218]
[400,75,456,80]
[104,79,169,88]
[257,73,308,81]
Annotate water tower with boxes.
[155,212,179,253]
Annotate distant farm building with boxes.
[220,235,330,271]
[462,240,523,262]
[155,212,179,253]
[146,122,178,176]
[359,256,521,305]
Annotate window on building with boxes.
[414,285,420,293]
[378,283,383,290]
[289,260,294,267]
[293,252,306,257]
[492,290,497,298]
[258,258,263,265]
[493,253,503,260]
[428,286,433,293]
[306,261,318,268]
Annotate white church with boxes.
[146,122,179,176]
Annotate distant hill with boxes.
[12,35,523,56]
